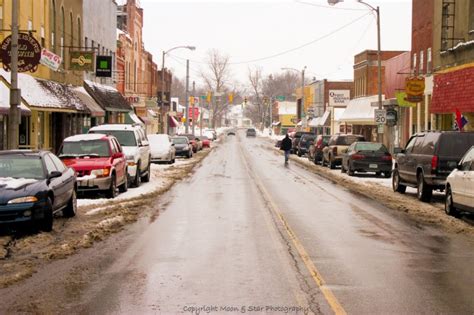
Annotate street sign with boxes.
[276,95,285,101]
[374,109,387,124]
[377,124,384,134]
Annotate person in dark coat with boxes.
[280,134,293,164]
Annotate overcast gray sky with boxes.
[136,0,412,88]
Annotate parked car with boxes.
[297,134,317,157]
[89,124,151,187]
[199,136,211,148]
[204,129,217,140]
[308,135,331,164]
[322,134,366,169]
[246,128,257,137]
[445,146,474,217]
[0,150,77,231]
[291,132,313,154]
[172,136,193,158]
[148,134,176,164]
[341,142,392,177]
[181,134,202,152]
[392,131,474,202]
[59,134,128,199]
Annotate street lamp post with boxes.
[281,67,306,122]
[329,0,382,142]
[160,45,195,134]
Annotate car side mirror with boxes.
[48,171,62,180]
[393,147,402,154]
[113,152,124,159]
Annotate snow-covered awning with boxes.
[309,110,330,127]
[0,69,88,113]
[84,80,132,113]
[72,87,105,117]
[339,95,385,125]
[128,112,145,126]
[272,121,281,126]
[296,120,303,126]
[0,78,30,116]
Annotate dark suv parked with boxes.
[392,131,474,202]
[292,132,313,154]
[297,134,317,157]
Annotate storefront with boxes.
[431,64,474,131]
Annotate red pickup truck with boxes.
[58,134,128,198]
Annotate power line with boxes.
[169,12,371,66]
[294,0,366,11]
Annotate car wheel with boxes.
[347,164,355,176]
[417,173,432,202]
[39,197,53,232]
[106,175,117,199]
[392,169,406,193]
[341,163,346,173]
[133,163,141,187]
[445,187,460,217]
[119,173,128,193]
[63,189,77,218]
[375,171,382,177]
[141,161,151,183]
[297,150,302,157]
[329,156,336,169]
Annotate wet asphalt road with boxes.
[2,131,474,314]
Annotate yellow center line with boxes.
[239,142,347,315]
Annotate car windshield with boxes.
[96,130,137,147]
[355,143,387,152]
[438,134,474,156]
[172,137,188,144]
[60,140,110,158]
[336,135,365,145]
[0,156,45,179]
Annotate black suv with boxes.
[392,131,474,202]
[246,128,256,137]
[291,132,313,154]
[297,134,317,157]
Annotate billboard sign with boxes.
[328,90,350,107]
[95,55,112,77]
[40,48,61,71]
[70,51,94,71]
[0,33,42,72]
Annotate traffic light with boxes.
[189,96,195,105]
[228,93,233,103]
[206,91,211,103]
[243,97,247,105]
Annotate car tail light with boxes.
[382,154,392,161]
[431,155,438,171]
[352,154,365,160]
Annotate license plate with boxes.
[369,164,378,169]
[78,180,88,187]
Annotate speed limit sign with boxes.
[374,109,387,124]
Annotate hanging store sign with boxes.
[69,51,94,71]
[95,55,112,77]
[405,77,425,103]
[40,48,61,71]
[0,33,42,72]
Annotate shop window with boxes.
[419,50,424,74]
[427,48,432,74]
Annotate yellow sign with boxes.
[228,93,233,103]
[396,92,416,107]
[405,77,425,103]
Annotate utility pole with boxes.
[184,59,190,134]
[8,0,20,149]
[160,51,166,134]
[192,81,195,136]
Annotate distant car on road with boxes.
[0,150,77,232]
[172,136,193,159]
[246,128,257,137]
[296,134,316,157]
[227,129,236,136]
[341,142,392,178]
[445,146,474,217]
[59,134,128,199]
[181,134,202,152]
[148,134,176,164]
[199,136,211,148]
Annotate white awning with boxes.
[339,95,385,125]
[129,112,145,126]
[309,110,330,127]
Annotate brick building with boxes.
[431,0,474,131]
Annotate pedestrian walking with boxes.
[280,134,292,164]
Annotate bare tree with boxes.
[200,49,232,127]
[171,76,186,103]
[262,72,300,101]
[247,66,264,128]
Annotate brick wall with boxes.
[411,0,434,74]
[431,65,474,113]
